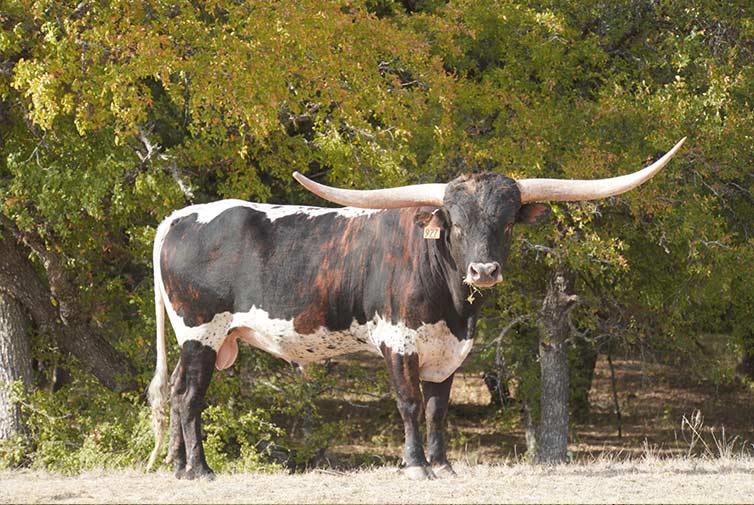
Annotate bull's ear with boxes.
[414,209,446,228]
[516,203,550,225]
[414,211,433,227]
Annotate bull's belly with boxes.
[166,304,473,382]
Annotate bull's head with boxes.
[293,138,685,289]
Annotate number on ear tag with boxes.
[424,226,441,240]
[423,209,443,240]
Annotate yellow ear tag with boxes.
[424,227,441,240]
[423,210,443,240]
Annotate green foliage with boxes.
[455,0,754,385]
[0,382,153,473]
[2,0,754,471]
[202,404,284,473]
[247,368,335,467]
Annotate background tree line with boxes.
[0,0,752,470]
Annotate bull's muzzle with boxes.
[466,262,503,288]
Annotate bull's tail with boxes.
[147,220,171,471]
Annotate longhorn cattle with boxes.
[147,138,685,480]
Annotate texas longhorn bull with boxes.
[147,138,685,479]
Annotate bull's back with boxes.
[159,202,388,320]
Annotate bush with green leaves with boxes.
[0,381,153,473]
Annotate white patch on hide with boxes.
[164,307,234,350]
[165,200,382,225]
[228,307,373,362]
[163,303,375,363]
[160,302,473,383]
[367,315,418,354]
[415,324,474,383]
[368,315,473,382]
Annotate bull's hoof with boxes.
[182,465,216,481]
[432,463,457,478]
[403,465,436,480]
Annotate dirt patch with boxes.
[576,357,754,457]
[322,356,754,465]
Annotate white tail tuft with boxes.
[147,220,171,471]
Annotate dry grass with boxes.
[4,357,754,503]
[3,457,754,504]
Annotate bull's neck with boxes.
[354,208,484,338]
[418,228,486,324]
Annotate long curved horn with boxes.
[292,172,446,208]
[516,138,686,203]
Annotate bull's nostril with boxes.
[469,264,479,276]
[489,263,499,276]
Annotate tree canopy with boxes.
[1,0,752,471]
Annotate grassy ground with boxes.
[3,458,754,504]
[3,357,753,503]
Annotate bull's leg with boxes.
[167,362,188,478]
[422,373,456,478]
[177,340,216,480]
[383,347,435,480]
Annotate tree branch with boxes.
[0,218,137,391]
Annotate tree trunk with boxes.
[570,337,598,421]
[0,292,33,440]
[483,371,512,408]
[737,331,754,380]
[535,264,577,464]
[0,231,137,391]
[522,400,538,455]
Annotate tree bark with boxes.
[535,263,577,464]
[0,230,137,392]
[0,291,33,440]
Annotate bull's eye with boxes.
[503,223,513,234]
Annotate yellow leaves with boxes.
[0,19,25,55]
[238,144,249,160]
[433,125,445,140]
[466,285,483,304]
[12,58,60,131]
[533,10,565,34]
[275,19,291,39]
[40,21,59,44]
